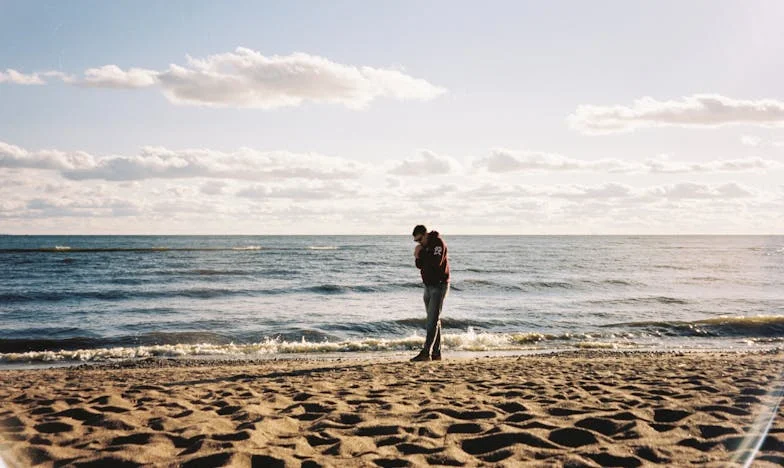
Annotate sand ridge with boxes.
[2,350,784,467]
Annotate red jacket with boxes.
[415,231,450,285]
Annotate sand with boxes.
[2,350,784,467]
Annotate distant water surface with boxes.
[0,235,782,364]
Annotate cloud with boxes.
[474,149,633,173]
[741,135,762,147]
[569,94,784,135]
[23,196,144,218]
[474,181,756,202]
[0,69,44,85]
[2,163,777,232]
[0,141,96,170]
[462,183,533,200]
[388,150,459,176]
[81,65,158,88]
[236,181,360,200]
[549,183,633,199]
[409,183,460,199]
[739,135,784,149]
[0,141,365,181]
[546,181,755,202]
[200,181,227,196]
[156,48,445,108]
[5,47,445,109]
[643,156,781,173]
[470,148,782,174]
[645,182,755,200]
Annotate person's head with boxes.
[412,225,427,245]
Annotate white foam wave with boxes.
[575,341,636,349]
[232,246,263,250]
[0,329,640,363]
[53,245,71,251]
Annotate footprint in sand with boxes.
[34,422,73,434]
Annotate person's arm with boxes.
[416,239,445,270]
[414,244,424,268]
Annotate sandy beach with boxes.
[2,350,784,467]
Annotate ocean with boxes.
[1,235,782,366]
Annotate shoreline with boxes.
[3,350,784,466]
[2,344,781,371]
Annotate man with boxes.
[411,225,450,362]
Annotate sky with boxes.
[1,0,783,234]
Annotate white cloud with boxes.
[11,47,445,109]
[465,181,757,203]
[645,182,755,200]
[569,94,784,135]
[409,183,460,199]
[81,65,158,88]
[470,148,782,174]
[474,149,633,173]
[155,48,445,109]
[0,141,96,170]
[739,135,784,149]
[236,181,360,200]
[741,135,762,146]
[388,150,459,176]
[0,69,44,85]
[549,183,633,199]
[3,139,780,233]
[1,169,778,233]
[0,141,365,181]
[200,181,227,195]
[643,156,780,173]
[462,183,533,200]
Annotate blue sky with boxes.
[1,1,783,234]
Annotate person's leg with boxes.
[422,285,442,356]
[412,285,435,360]
[431,283,449,358]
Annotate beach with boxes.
[2,350,784,467]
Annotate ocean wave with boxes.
[520,280,574,290]
[0,331,237,353]
[0,329,599,363]
[462,268,511,273]
[585,296,689,306]
[0,247,222,253]
[606,315,784,337]
[0,280,429,303]
[454,278,639,292]
[0,288,257,303]
[319,317,532,334]
[0,246,266,253]
[575,341,635,349]
[453,279,575,292]
[0,245,348,254]
[590,279,639,286]
[181,269,253,276]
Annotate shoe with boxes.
[431,354,442,361]
[410,353,431,362]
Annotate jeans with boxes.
[422,282,449,356]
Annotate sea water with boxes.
[1,235,782,365]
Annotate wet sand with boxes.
[2,350,784,467]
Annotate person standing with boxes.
[410,225,450,362]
